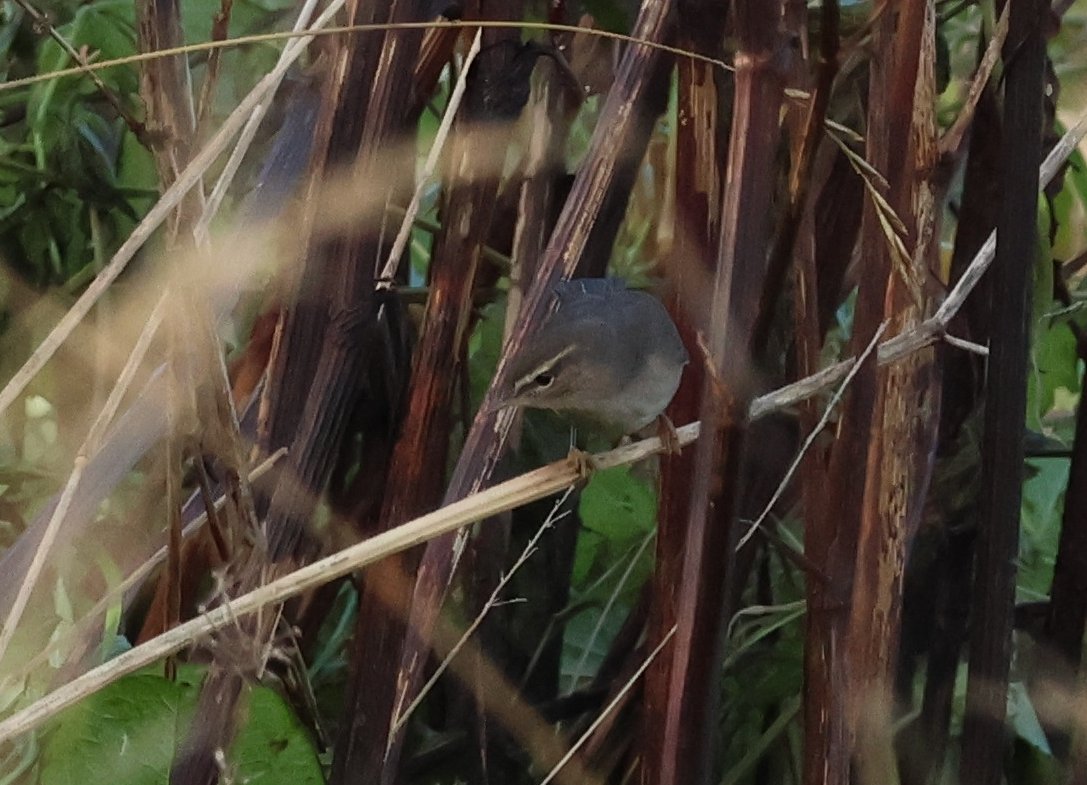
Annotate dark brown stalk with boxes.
[847,6,941,781]
[899,80,1002,785]
[1037,330,1087,756]
[801,224,872,782]
[259,0,427,558]
[194,0,234,136]
[456,42,582,756]
[508,49,579,308]
[802,0,926,778]
[136,0,202,239]
[640,0,726,780]
[460,28,580,783]
[392,0,678,768]
[653,3,788,785]
[412,21,464,116]
[331,10,522,783]
[959,0,1046,782]
[792,141,863,505]
[751,0,839,358]
[172,2,430,782]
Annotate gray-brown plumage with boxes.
[493,278,688,439]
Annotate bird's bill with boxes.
[478,395,517,418]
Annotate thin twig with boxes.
[538,626,677,785]
[389,486,575,738]
[738,322,888,550]
[567,528,655,693]
[11,0,148,142]
[0,20,734,95]
[194,0,236,136]
[943,333,989,356]
[939,2,1010,158]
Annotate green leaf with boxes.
[231,685,324,785]
[1019,456,1068,600]
[561,604,625,686]
[39,665,322,785]
[40,666,202,785]
[1027,322,1078,430]
[578,465,657,539]
[572,465,657,598]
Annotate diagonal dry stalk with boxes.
[540,626,677,785]
[567,528,657,693]
[0,423,699,744]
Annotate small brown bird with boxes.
[491,278,688,463]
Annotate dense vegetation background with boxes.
[1,1,1086,784]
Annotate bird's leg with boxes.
[564,427,597,482]
[565,447,598,482]
[656,414,682,455]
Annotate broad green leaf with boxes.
[40,666,203,785]
[40,665,322,785]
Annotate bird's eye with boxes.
[534,372,554,388]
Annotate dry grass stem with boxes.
[750,103,1087,424]
[381,29,484,283]
[0,425,697,743]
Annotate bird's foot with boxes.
[565,447,599,482]
[656,414,682,455]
